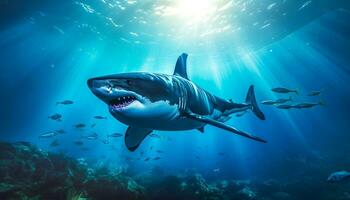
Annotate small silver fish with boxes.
[308,91,321,96]
[293,101,324,109]
[271,87,298,94]
[94,115,107,119]
[261,100,277,105]
[74,123,86,128]
[107,133,123,138]
[276,104,294,109]
[39,131,58,138]
[81,133,98,140]
[56,100,74,105]
[48,113,62,121]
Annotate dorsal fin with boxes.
[174,53,189,79]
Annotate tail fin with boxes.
[246,85,265,120]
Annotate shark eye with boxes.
[126,80,133,85]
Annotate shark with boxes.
[87,53,267,151]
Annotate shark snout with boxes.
[87,78,142,106]
[87,78,94,89]
[87,78,115,103]
[87,78,108,89]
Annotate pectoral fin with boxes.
[125,127,153,151]
[185,113,267,143]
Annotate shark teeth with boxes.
[109,95,136,110]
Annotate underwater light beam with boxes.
[171,0,217,25]
[156,0,225,30]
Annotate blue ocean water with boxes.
[1,0,350,199]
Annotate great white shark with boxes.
[87,53,267,151]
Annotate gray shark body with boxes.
[88,53,266,151]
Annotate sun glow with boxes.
[171,0,217,26]
[155,0,220,27]
[153,0,236,41]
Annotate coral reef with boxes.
[0,142,349,200]
[0,142,87,199]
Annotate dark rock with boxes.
[84,171,145,200]
[272,192,291,200]
[148,175,183,200]
[183,173,222,199]
[237,186,257,199]
[0,141,87,200]
[1,141,349,200]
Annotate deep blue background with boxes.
[0,0,350,181]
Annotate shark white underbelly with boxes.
[110,99,205,131]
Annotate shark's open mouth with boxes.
[109,95,137,110]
